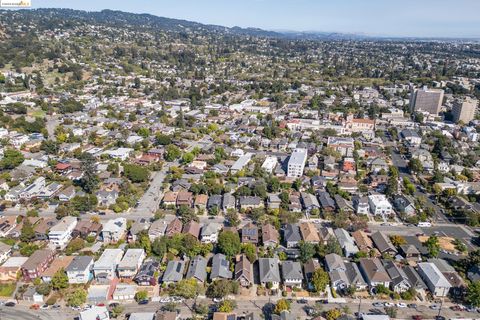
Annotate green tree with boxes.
[408,158,423,174]
[51,268,69,290]
[424,234,440,258]
[299,241,316,262]
[241,243,257,263]
[124,164,150,183]
[325,309,342,320]
[206,279,236,299]
[312,267,329,293]
[0,149,24,170]
[165,144,182,161]
[218,231,241,257]
[66,289,87,307]
[218,300,237,313]
[134,290,148,302]
[20,219,35,242]
[173,278,203,299]
[274,299,291,314]
[182,152,194,164]
[79,153,99,193]
[35,282,52,296]
[155,134,172,145]
[466,281,480,307]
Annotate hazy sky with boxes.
[30,0,480,38]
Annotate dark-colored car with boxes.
[5,302,16,307]
[407,304,417,309]
[138,299,149,305]
[297,299,307,304]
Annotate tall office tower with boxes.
[410,86,445,115]
[287,148,308,178]
[452,97,478,124]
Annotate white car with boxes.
[384,302,395,307]
[397,303,407,308]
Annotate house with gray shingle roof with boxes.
[210,253,232,281]
[258,258,281,289]
[186,255,207,283]
[162,260,185,284]
[281,261,303,288]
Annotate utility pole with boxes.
[357,297,362,319]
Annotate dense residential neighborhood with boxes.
[0,5,480,320]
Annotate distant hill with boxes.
[1,8,370,40]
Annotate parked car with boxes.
[138,299,149,305]
[30,304,40,310]
[5,302,16,307]
[429,304,441,310]
[384,302,395,307]
[397,303,407,308]
[40,304,49,310]
[297,299,307,304]
[412,316,422,320]
[407,304,417,309]
[372,302,384,308]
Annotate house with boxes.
[267,194,281,210]
[417,262,452,297]
[370,231,397,256]
[134,260,160,286]
[241,223,259,244]
[238,196,263,210]
[354,196,370,215]
[207,195,222,211]
[182,220,200,239]
[200,223,221,243]
[72,220,102,239]
[299,222,321,244]
[186,255,208,283]
[127,219,151,243]
[101,218,127,243]
[234,254,253,287]
[162,192,178,207]
[176,191,194,208]
[79,306,110,320]
[393,194,416,216]
[194,194,208,212]
[351,230,373,252]
[383,260,411,293]
[301,192,320,213]
[57,186,76,202]
[262,224,279,248]
[403,265,428,291]
[317,191,336,212]
[284,224,301,248]
[401,129,422,146]
[368,194,393,216]
[334,228,359,257]
[334,194,354,213]
[129,313,155,320]
[112,284,137,301]
[104,147,133,161]
[222,194,236,212]
[41,255,74,283]
[65,256,94,284]
[162,260,185,284]
[0,256,28,281]
[303,258,320,290]
[48,216,77,249]
[213,312,237,320]
[211,253,232,280]
[148,219,168,241]
[258,258,281,289]
[93,249,124,282]
[0,242,12,264]
[117,249,146,279]
[165,218,183,237]
[96,190,119,207]
[399,245,421,261]
[358,258,391,291]
[281,261,304,288]
[368,157,389,173]
[21,249,55,281]
[0,216,17,237]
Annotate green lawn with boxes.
[29,108,46,118]
[0,283,16,297]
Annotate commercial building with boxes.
[287,148,307,178]
[409,87,444,115]
[452,97,478,123]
